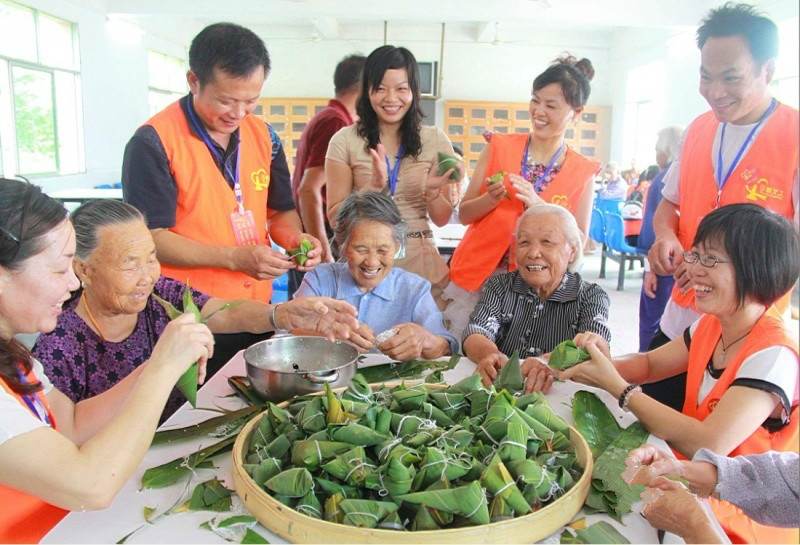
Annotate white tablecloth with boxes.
[44,353,665,544]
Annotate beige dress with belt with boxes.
[326,124,454,309]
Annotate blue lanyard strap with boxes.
[16,367,51,426]
[384,145,404,196]
[716,98,777,202]
[185,99,244,212]
[522,136,566,193]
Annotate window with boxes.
[770,17,799,109]
[0,1,83,176]
[147,50,186,116]
[622,60,666,168]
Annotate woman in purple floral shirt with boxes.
[32,200,361,420]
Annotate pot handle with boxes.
[304,370,340,384]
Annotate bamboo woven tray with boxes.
[232,382,593,544]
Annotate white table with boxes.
[48,188,123,205]
[432,223,467,254]
[44,353,664,544]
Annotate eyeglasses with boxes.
[683,250,731,268]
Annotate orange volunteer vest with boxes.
[0,368,68,544]
[449,133,600,291]
[146,101,274,301]
[682,307,799,544]
[671,104,799,310]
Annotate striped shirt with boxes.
[463,270,611,357]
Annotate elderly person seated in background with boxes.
[466,203,611,393]
[294,192,457,361]
[33,200,359,419]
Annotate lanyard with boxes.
[16,367,51,426]
[384,145,404,196]
[715,98,776,207]
[522,136,565,193]
[185,100,245,213]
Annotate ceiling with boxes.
[90,0,795,48]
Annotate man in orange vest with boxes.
[122,23,322,371]
[646,3,798,411]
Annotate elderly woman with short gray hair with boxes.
[464,203,611,393]
[294,192,457,360]
[32,200,360,419]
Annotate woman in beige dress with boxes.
[325,45,462,310]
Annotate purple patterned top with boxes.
[32,276,211,421]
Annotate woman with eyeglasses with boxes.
[558,203,799,544]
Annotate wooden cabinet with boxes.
[444,100,611,173]
[254,98,329,168]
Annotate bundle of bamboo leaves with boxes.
[241,368,584,531]
[571,391,649,520]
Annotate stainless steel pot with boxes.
[243,335,358,402]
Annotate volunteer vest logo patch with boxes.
[707,398,719,412]
[550,195,569,208]
[741,167,784,203]
[251,169,270,191]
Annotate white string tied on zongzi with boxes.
[535,464,549,488]
[419,418,437,431]
[378,438,402,461]
[396,414,423,436]
[345,385,372,404]
[296,503,322,518]
[465,495,485,519]
[377,472,389,497]
[344,458,376,483]
[379,521,405,530]
[345,511,380,522]
[425,403,434,419]
[495,479,517,495]
[478,425,500,446]
[300,412,322,428]
[498,439,527,451]
[543,480,563,502]
[502,411,515,422]
[443,393,466,410]
[314,440,323,465]
[209,421,241,438]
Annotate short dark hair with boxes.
[533,54,594,110]
[0,178,68,395]
[189,22,270,86]
[356,45,423,158]
[334,54,366,96]
[696,2,779,65]
[693,204,800,309]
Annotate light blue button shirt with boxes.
[294,263,458,354]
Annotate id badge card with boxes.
[230,209,259,246]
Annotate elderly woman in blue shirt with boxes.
[294,192,457,360]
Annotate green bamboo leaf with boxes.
[141,435,236,489]
[152,293,182,320]
[242,528,270,543]
[494,350,523,394]
[143,506,156,522]
[592,421,650,518]
[182,282,203,322]
[228,376,267,406]
[549,340,591,371]
[561,520,631,544]
[202,300,245,322]
[436,151,462,181]
[152,406,261,445]
[571,391,623,459]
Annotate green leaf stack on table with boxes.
[238,375,589,532]
[571,391,649,520]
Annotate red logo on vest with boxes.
[707,398,719,412]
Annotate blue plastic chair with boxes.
[589,207,605,243]
[594,198,625,216]
[602,212,644,291]
[272,272,289,303]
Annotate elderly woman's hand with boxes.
[477,352,509,387]
[377,323,444,361]
[573,331,611,360]
[640,482,725,544]
[558,342,625,394]
[148,313,214,385]
[279,297,359,342]
[624,445,719,497]
[509,173,544,209]
[521,356,556,393]
[346,322,377,353]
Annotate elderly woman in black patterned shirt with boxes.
[463,203,611,393]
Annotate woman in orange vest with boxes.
[444,55,602,341]
[325,45,463,311]
[560,204,800,544]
